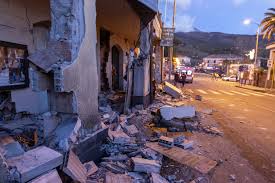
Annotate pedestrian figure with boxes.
[181,72,187,87]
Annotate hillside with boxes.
[174,31,271,61]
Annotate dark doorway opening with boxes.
[112,46,123,90]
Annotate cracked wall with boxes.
[62,0,98,128]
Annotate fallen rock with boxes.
[132,157,161,173]
[163,82,182,98]
[229,174,236,181]
[160,106,196,121]
[195,95,202,101]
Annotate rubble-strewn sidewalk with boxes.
[1,82,266,183]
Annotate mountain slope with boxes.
[174,31,270,60]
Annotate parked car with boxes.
[222,75,238,82]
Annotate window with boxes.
[0,41,29,90]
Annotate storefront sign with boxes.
[160,28,175,47]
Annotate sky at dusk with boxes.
[158,0,275,35]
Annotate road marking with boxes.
[197,89,208,94]
[208,90,221,95]
[243,91,264,97]
[218,90,234,96]
[230,91,249,96]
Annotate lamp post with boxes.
[243,19,260,67]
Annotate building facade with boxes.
[0,0,159,128]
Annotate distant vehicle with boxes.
[175,67,194,83]
[222,75,238,82]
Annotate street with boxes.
[184,73,275,182]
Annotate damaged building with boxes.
[0,0,162,128]
[0,0,165,182]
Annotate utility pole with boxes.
[169,0,176,81]
[254,27,260,67]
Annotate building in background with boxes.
[202,54,244,74]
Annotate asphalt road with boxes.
[184,73,275,182]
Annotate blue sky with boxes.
[158,0,275,34]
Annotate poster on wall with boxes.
[0,42,29,89]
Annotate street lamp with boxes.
[243,18,260,67]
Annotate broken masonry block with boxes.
[105,172,132,183]
[123,124,139,136]
[84,161,98,177]
[160,105,196,121]
[29,169,62,183]
[158,136,174,148]
[132,157,161,173]
[172,135,185,145]
[111,130,131,144]
[6,146,63,183]
[163,82,182,98]
[176,140,194,150]
[63,150,87,183]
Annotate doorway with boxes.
[112,45,123,90]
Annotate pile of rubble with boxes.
[0,82,219,183]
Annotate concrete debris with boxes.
[63,150,87,183]
[53,116,81,152]
[200,109,213,115]
[0,153,9,183]
[102,154,129,162]
[105,172,132,183]
[100,162,128,174]
[141,148,162,161]
[158,136,174,148]
[0,141,25,159]
[160,106,196,121]
[163,82,183,98]
[42,111,61,138]
[171,135,185,145]
[146,142,217,174]
[6,146,63,183]
[29,169,62,183]
[202,126,223,136]
[74,127,108,163]
[176,140,194,150]
[84,161,98,177]
[132,157,161,173]
[229,174,236,181]
[123,124,139,136]
[111,130,131,144]
[151,173,169,183]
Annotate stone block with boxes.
[123,124,139,136]
[111,130,131,144]
[132,157,161,173]
[6,146,63,183]
[160,106,196,121]
[176,140,194,150]
[163,82,182,98]
[29,169,62,183]
[105,172,132,183]
[158,136,174,148]
[63,150,87,183]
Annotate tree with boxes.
[260,8,275,40]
